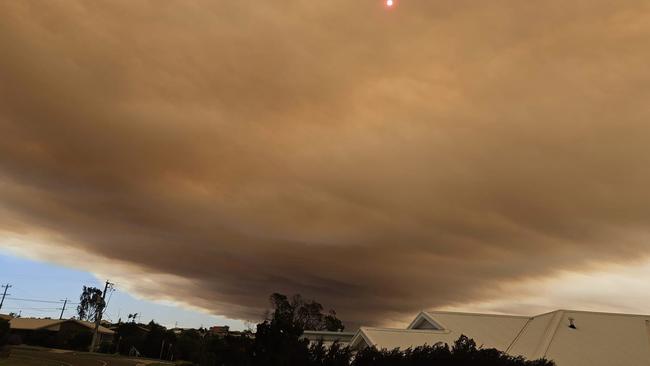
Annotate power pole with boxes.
[89,280,113,352]
[0,284,11,310]
[59,298,68,320]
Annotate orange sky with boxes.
[2,0,650,326]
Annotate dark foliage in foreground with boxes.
[351,336,554,366]
[0,319,9,346]
[0,319,8,358]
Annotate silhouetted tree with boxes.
[203,333,253,366]
[253,293,311,366]
[266,293,345,332]
[142,321,176,359]
[175,328,203,362]
[77,286,104,321]
[66,331,92,351]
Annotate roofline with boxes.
[302,330,356,336]
[407,312,447,330]
[533,309,650,319]
[359,326,451,335]
[407,312,425,329]
[71,319,115,334]
[350,329,374,349]
[10,318,114,334]
[423,310,530,319]
[424,309,650,319]
[352,327,450,350]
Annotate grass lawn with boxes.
[0,346,176,366]
[0,356,65,366]
[0,356,173,366]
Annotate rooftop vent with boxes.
[568,317,577,329]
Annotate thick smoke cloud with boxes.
[2,0,650,325]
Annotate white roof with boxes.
[409,311,529,351]
[510,310,650,366]
[351,309,650,366]
[350,327,455,350]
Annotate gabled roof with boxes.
[9,318,114,334]
[351,309,650,366]
[409,311,529,351]
[350,327,453,350]
[509,310,650,366]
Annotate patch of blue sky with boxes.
[0,249,246,330]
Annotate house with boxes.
[209,325,230,337]
[349,309,650,366]
[206,325,254,339]
[7,317,114,346]
[301,330,355,347]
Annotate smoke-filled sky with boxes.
[2,0,650,327]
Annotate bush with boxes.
[66,331,92,351]
[7,334,22,346]
[0,319,9,359]
[308,341,352,366]
[350,335,554,366]
[26,329,57,347]
[98,341,114,354]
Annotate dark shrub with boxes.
[66,331,92,351]
[0,319,9,346]
[27,329,57,347]
[0,319,9,359]
[98,341,114,354]
[7,334,22,346]
[350,335,554,366]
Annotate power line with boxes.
[2,307,61,312]
[5,297,79,304]
[104,287,115,311]
[5,308,59,314]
